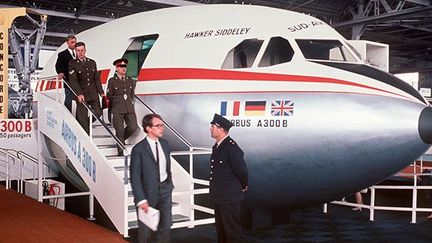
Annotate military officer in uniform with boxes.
[209,114,249,243]
[69,41,105,134]
[106,58,138,156]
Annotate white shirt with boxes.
[137,137,168,207]
[146,137,168,182]
[68,48,75,58]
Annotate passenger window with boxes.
[122,34,159,78]
[222,39,264,69]
[259,37,294,67]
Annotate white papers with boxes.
[138,207,160,231]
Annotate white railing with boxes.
[170,147,215,228]
[324,160,432,223]
[0,148,50,192]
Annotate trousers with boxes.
[137,180,172,243]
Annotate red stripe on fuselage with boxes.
[134,68,412,100]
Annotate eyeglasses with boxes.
[152,124,164,128]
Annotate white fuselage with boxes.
[40,5,431,207]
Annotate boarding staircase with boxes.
[36,78,214,236]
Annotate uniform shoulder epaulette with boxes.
[229,139,236,145]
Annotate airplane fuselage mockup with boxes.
[41,5,432,208]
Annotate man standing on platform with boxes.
[209,113,249,243]
[106,58,138,156]
[69,42,105,134]
[55,34,76,113]
[130,114,174,243]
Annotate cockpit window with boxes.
[222,38,264,69]
[259,37,294,67]
[296,39,357,62]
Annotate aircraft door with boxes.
[121,34,159,79]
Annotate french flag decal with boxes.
[220,101,240,116]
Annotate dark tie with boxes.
[155,142,159,164]
[72,50,75,58]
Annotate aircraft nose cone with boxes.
[419,106,432,144]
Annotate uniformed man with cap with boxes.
[69,41,105,135]
[209,113,249,243]
[107,58,138,156]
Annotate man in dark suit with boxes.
[55,34,76,113]
[107,58,138,156]
[69,41,105,134]
[209,114,249,243]
[130,114,174,243]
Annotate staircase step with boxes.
[128,214,190,229]
[91,126,115,136]
[93,123,113,128]
[106,156,126,168]
[127,202,180,213]
[114,165,128,171]
[98,147,119,156]
[173,214,190,222]
[92,135,116,146]
[97,144,117,149]
[128,220,138,229]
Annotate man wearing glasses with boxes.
[106,58,138,156]
[130,114,174,243]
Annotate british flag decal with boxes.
[271,100,294,116]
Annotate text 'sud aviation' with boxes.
[41,5,432,208]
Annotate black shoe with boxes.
[117,151,124,156]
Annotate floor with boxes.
[128,205,432,242]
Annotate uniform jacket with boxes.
[68,58,103,102]
[55,49,74,84]
[209,136,248,205]
[106,75,136,114]
[130,137,174,206]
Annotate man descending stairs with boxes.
[91,120,190,234]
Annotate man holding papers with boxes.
[130,114,174,243]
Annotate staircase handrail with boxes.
[38,76,127,153]
[0,147,51,192]
[0,147,50,169]
[134,95,193,148]
[39,76,131,184]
